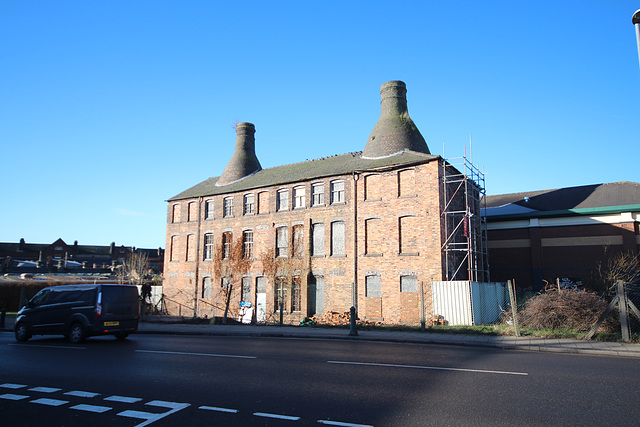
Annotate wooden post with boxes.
[508,280,520,337]
[617,280,630,342]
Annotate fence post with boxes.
[420,281,426,332]
[617,280,630,342]
[507,280,520,337]
[349,306,358,336]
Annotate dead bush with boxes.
[518,286,618,333]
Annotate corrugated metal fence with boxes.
[432,281,509,326]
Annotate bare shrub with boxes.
[591,251,640,294]
[518,286,618,333]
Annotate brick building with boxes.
[163,81,482,324]
[485,181,640,290]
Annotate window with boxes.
[223,197,234,218]
[274,277,286,311]
[330,180,345,204]
[291,277,301,312]
[186,234,195,261]
[188,202,197,222]
[243,230,253,259]
[398,169,416,197]
[221,277,232,289]
[169,236,177,261]
[331,221,345,256]
[202,277,212,299]
[277,189,289,212]
[276,226,288,257]
[205,200,214,220]
[222,232,232,259]
[399,216,419,254]
[312,223,325,256]
[171,204,180,223]
[292,225,304,257]
[365,218,381,255]
[203,233,214,260]
[311,183,324,206]
[244,194,255,215]
[258,191,269,214]
[242,277,251,302]
[400,275,418,293]
[365,174,381,200]
[366,275,382,297]
[293,186,305,209]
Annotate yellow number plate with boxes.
[104,321,119,326]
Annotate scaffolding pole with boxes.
[442,148,489,282]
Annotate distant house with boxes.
[0,238,164,274]
[485,181,640,289]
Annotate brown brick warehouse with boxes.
[163,81,484,325]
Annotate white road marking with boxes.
[118,400,190,427]
[9,343,85,350]
[105,395,142,403]
[254,412,301,421]
[31,398,68,406]
[136,349,256,359]
[318,421,374,427]
[0,383,26,389]
[30,386,62,393]
[71,404,112,413]
[0,393,29,401]
[200,405,239,413]
[65,390,100,398]
[327,360,528,376]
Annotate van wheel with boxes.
[15,323,31,342]
[68,323,85,344]
[114,332,129,340]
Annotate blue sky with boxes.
[1,1,639,250]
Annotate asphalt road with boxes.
[1,331,639,426]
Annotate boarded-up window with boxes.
[365,275,382,297]
[365,218,381,255]
[308,275,325,316]
[292,225,304,257]
[312,223,325,256]
[242,277,251,302]
[172,204,180,223]
[185,234,195,261]
[398,169,416,197]
[258,191,269,214]
[399,216,419,254]
[276,226,288,257]
[365,174,381,200]
[291,277,301,312]
[202,277,212,299]
[188,202,197,222]
[331,221,345,256]
[277,189,289,211]
[400,275,418,292]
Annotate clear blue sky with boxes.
[2,1,639,250]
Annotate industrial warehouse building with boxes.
[163,81,488,324]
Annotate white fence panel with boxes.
[432,281,508,326]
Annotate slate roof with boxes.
[169,150,440,201]
[484,181,640,218]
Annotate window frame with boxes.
[204,200,214,220]
[293,186,306,209]
[242,230,254,259]
[311,182,325,206]
[243,193,256,216]
[203,233,214,261]
[330,180,345,204]
[223,196,234,218]
[276,189,289,212]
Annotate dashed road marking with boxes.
[200,405,239,413]
[31,398,68,406]
[105,395,142,403]
[65,390,100,398]
[318,420,374,427]
[118,400,190,427]
[136,349,256,359]
[1,383,26,389]
[254,412,301,421]
[30,386,62,393]
[71,403,112,413]
[0,393,29,401]
[327,360,529,376]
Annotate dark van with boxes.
[14,284,140,343]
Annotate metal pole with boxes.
[634,10,640,71]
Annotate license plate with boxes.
[104,321,119,326]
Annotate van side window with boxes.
[30,289,50,306]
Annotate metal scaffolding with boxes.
[441,149,489,282]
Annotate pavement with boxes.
[3,314,640,358]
